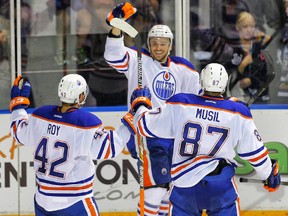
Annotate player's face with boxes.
[149,37,171,62]
[237,18,255,40]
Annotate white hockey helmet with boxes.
[58,74,89,105]
[147,24,174,49]
[200,63,228,94]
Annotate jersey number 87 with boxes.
[179,121,229,158]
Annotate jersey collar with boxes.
[202,94,224,100]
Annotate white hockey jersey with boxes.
[134,93,272,188]
[104,36,202,108]
[10,106,130,211]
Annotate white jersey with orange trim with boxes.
[10,105,130,211]
[134,93,272,188]
[104,36,202,108]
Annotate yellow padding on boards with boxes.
[3,211,288,216]
[202,211,288,216]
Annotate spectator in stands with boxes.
[225,11,271,103]
[213,0,250,43]
[246,0,281,33]
[21,1,32,71]
[125,0,162,47]
[0,21,10,109]
[277,0,288,97]
[72,0,128,106]
[72,0,162,106]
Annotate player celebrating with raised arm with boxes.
[131,63,281,216]
[104,2,202,215]
[10,74,132,216]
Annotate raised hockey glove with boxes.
[106,2,137,26]
[130,86,152,114]
[10,76,31,112]
[121,111,136,135]
[264,159,281,192]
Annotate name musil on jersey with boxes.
[196,108,220,122]
[152,70,176,100]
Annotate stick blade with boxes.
[110,18,138,38]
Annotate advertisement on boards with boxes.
[0,110,287,214]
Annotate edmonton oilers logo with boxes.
[152,71,176,100]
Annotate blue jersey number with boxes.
[34,137,69,179]
[179,122,228,158]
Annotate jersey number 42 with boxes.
[34,137,69,179]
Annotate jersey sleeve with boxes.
[104,36,135,75]
[134,105,175,139]
[90,124,131,160]
[10,108,35,146]
[237,118,272,180]
[178,62,202,95]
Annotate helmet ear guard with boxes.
[58,74,89,105]
[200,63,228,94]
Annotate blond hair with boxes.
[236,11,255,30]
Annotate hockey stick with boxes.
[110,18,143,86]
[110,18,145,216]
[246,49,276,106]
[239,50,281,186]
[239,177,288,186]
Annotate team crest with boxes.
[152,71,176,100]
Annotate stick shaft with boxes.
[239,177,288,186]
[135,34,145,216]
[111,18,145,216]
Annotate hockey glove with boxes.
[10,76,31,112]
[106,2,137,26]
[130,86,152,114]
[121,111,136,135]
[264,159,281,192]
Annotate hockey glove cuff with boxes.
[10,76,31,112]
[130,86,152,114]
[121,111,136,135]
[264,159,281,192]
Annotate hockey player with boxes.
[131,63,281,216]
[105,2,202,215]
[10,74,132,216]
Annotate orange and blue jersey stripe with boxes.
[36,175,94,197]
[171,156,223,181]
[11,118,27,144]
[106,52,130,73]
[137,112,157,138]
[97,130,116,159]
[83,197,99,216]
[238,145,269,167]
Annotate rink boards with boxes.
[0,108,287,214]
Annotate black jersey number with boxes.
[34,137,69,179]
